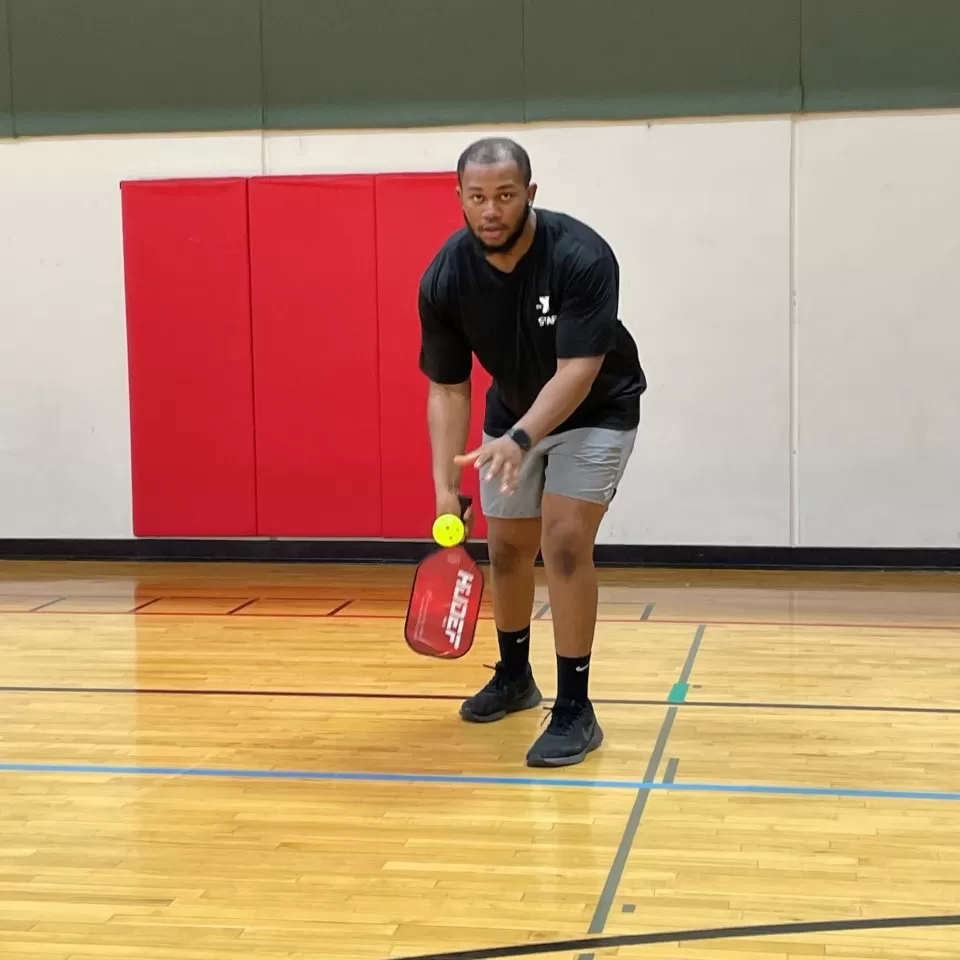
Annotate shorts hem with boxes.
[478,507,543,521]
[540,488,614,507]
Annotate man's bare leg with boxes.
[459,516,543,722]
[525,491,607,767]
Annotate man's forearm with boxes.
[427,380,472,495]
[513,359,601,444]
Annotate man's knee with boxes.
[541,517,595,579]
[487,520,541,577]
[489,539,527,577]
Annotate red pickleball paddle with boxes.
[404,496,484,659]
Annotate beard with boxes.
[466,202,532,254]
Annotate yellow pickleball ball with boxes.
[432,513,464,547]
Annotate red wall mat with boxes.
[248,175,382,537]
[120,177,258,537]
[375,173,491,541]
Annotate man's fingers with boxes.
[484,454,504,480]
[456,442,522,488]
[453,447,483,467]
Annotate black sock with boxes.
[557,653,591,705]
[497,626,531,677]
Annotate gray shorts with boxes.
[480,426,637,520]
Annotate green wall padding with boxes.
[0,0,12,137]
[8,0,262,136]
[4,1,960,138]
[261,0,523,129]
[802,0,960,111]
[523,0,802,122]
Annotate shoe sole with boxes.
[525,724,604,768]
[459,686,543,724]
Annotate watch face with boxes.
[511,428,531,450]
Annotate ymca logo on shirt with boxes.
[536,295,557,327]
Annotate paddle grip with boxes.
[458,495,473,519]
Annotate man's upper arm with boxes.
[418,282,472,384]
[555,252,619,359]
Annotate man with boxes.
[418,137,647,767]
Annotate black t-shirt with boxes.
[418,208,647,437]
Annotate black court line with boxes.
[26,596,66,612]
[327,600,353,616]
[11,602,960,632]
[534,602,550,619]
[678,624,705,686]
[0,686,470,701]
[5,591,960,632]
[2,685,959,716]
[599,698,960,716]
[131,597,163,612]
[662,757,679,784]
[226,598,259,615]
[394,913,960,960]
[583,624,706,943]
[585,705,676,937]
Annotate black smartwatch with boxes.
[507,427,532,451]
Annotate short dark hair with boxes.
[456,137,532,186]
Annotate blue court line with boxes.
[2,762,959,803]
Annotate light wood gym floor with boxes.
[1,559,960,960]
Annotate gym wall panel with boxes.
[8,117,960,550]
[8,0,262,136]
[121,177,258,538]
[264,120,794,546]
[263,125,526,178]
[375,173,491,541]
[5,2,960,140]
[0,0,11,137]
[0,133,263,538]
[523,0,802,122]
[261,0,523,130]
[248,176,382,537]
[796,114,960,547]
[519,121,793,546]
[802,0,960,112]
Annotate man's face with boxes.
[458,160,536,253]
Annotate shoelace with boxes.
[540,700,580,733]
[481,662,511,689]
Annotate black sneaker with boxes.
[525,698,603,767]
[459,662,542,723]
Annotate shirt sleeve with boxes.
[554,252,619,359]
[417,282,473,384]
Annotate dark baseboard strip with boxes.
[1,539,959,571]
